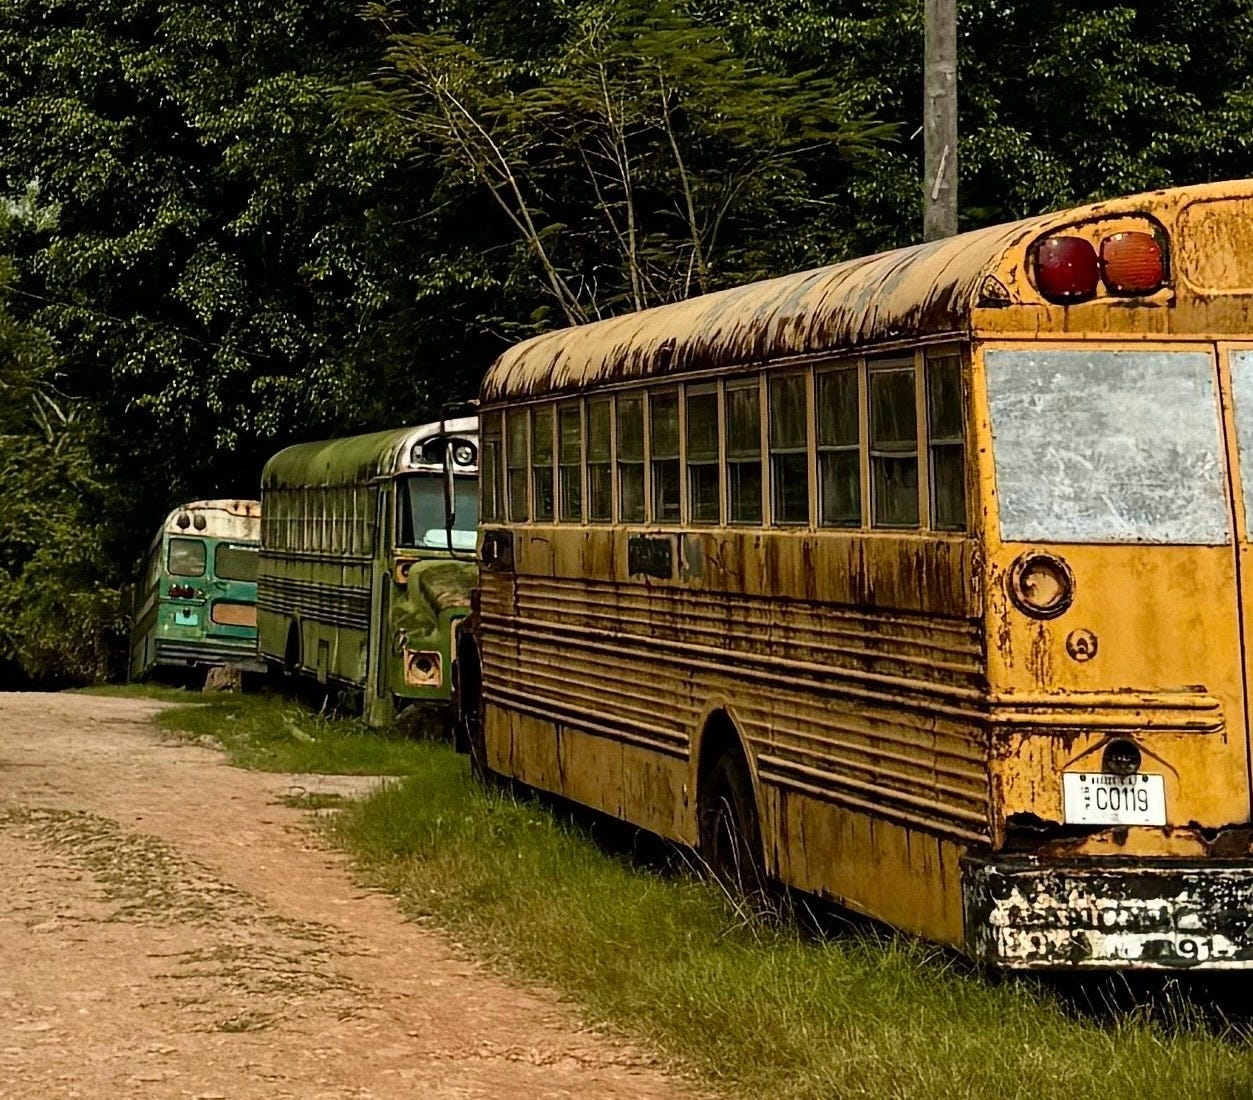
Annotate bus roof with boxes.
[160,499,260,541]
[481,179,1253,403]
[261,417,479,491]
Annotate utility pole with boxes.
[923,0,958,241]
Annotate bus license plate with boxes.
[1062,772,1166,826]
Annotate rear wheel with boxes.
[701,749,766,899]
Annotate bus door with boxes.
[1217,342,1253,815]
[365,480,393,719]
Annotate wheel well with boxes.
[696,709,748,811]
[453,634,483,755]
[284,620,301,672]
[455,633,482,706]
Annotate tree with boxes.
[691,0,1253,245]
[360,0,894,323]
[0,207,122,685]
[0,0,478,564]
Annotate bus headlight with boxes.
[404,649,442,689]
[1008,552,1074,619]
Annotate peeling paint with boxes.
[964,858,1253,968]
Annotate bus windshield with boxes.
[397,474,478,552]
[985,348,1229,545]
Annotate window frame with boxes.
[557,400,584,523]
[768,371,812,527]
[685,383,722,526]
[585,396,614,524]
[816,362,864,528]
[649,386,682,526]
[505,408,530,523]
[867,357,922,530]
[617,392,646,524]
[724,375,765,527]
[925,351,968,532]
[531,404,555,522]
[481,411,503,523]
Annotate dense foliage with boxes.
[2,0,1253,683]
[0,209,123,684]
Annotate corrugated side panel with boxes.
[479,572,990,844]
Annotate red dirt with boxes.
[0,692,699,1099]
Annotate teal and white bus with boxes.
[129,499,263,680]
[256,418,478,726]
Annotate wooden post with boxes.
[923,0,958,241]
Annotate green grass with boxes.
[126,690,1253,1098]
[154,691,432,775]
[78,682,204,705]
[333,760,1253,1100]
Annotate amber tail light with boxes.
[1099,231,1165,294]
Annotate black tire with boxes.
[701,749,766,898]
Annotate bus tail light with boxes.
[1099,232,1165,294]
[1033,237,1099,303]
[1007,552,1074,619]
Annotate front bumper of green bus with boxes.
[962,857,1253,969]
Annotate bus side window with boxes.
[869,363,920,528]
[769,373,809,525]
[144,544,160,594]
[650,388,680,524]
[586,398,612,522]
[506,410,530,522]
[482,413,502,522]
[617,395,645,523]
[927,354,966,531]
[687,386,720,524]
[346,487,357,555]
[817,366,861,527]
[725,380,762,524]
[558,402,583,522]
[532,405,555,521]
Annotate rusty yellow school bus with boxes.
[464,180,1253,969]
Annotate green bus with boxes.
[257,418,479,726]
[129,499,264,680]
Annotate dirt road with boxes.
[0,692,695,1099]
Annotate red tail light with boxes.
[1100,231,1165,294]
[1034,236,1099,303]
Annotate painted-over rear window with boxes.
[986,349,1228,544]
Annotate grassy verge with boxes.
[151,690,432,774]
[78,682,204,705]
[146,690,1253,1099]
